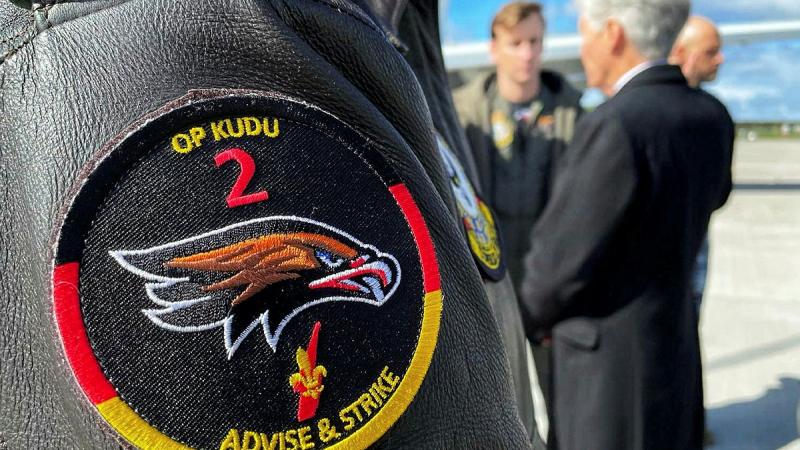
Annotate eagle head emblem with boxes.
[110,216,401,358]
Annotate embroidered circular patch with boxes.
[435,134,506,281]
[51,90,442,450]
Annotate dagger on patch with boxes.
[289,321,327,422]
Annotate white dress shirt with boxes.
[612,59,668,95]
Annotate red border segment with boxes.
[389,184,441,293]
[54,185,440,450]
[53,262,117,405]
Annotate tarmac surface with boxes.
[704,139,800,450]
[529,139,800,450]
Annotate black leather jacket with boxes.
[1,0,530,449]
[366,1,541,446]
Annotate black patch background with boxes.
[56,93,425,449]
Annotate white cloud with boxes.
[709,84,781,104]
[700,0,800,17]
[706,41,800,121]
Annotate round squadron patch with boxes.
[51,90,442,450]
[435,134,506,281]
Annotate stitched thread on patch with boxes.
[51,91,441,450]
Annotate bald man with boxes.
[670,16,725,87]
[671,16,731,447]
[670,15,729,314]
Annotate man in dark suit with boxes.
[670,15,730,447]
[518,0,734,449]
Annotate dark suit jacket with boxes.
[519,65,734,450]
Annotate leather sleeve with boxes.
[0,0,527,448]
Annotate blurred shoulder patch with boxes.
[51,90,442,450]
[435,133,506,281]
[491,110,515,159]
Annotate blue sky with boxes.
[443,0,800,122]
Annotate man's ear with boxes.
[489,38,499,64]
[606,19,626,55]
[669,43,686,65]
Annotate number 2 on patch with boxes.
[214,148,269,208]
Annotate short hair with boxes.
[577,0,690,60]
[491,1,545,39]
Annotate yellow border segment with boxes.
[467,201,502,270]
[97,397,193,450]
[328,289,443,450]
[96,291,441,450]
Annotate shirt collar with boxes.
[612,59,667,95]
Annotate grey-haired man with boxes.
[517,1,734,449]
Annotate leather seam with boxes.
[1,0,132,65]
[0,9,35,63]
[1,0,383,64]
[304,0,385,38]
[0,29,35,63]
[0,28,28,44]
[39,0,133,28]
[0,4,46,62]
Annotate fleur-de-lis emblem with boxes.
[289,322,326,421]
[290,350,327,399]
